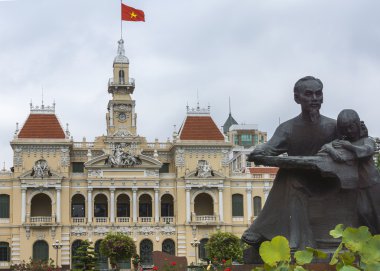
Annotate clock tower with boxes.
[106,39,137,137]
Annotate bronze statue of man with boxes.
[242,76,337,251]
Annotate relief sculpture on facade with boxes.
[31,159,52,178]
[105,144,142,167]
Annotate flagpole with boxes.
[120,0,123,40]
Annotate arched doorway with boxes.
[199,238,209,261]
[71,240,83,268]
[33,240,49,261]
[140,239,153,266]
[162,239,175,255]
[95,240,108,270]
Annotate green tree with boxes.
[72,240,98,271]
[100,232,136,270]
[205,231,247,263]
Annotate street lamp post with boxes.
[52,240,63,269]
[190,238,200,265]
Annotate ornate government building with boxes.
[0,40,276,269]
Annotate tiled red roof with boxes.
[179,116,224,141]
[18,114,66,139]
[249,167,279,174]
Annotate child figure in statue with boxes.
[322,109,380,233]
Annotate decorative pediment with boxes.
[85,154,162,168]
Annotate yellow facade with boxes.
[0,39,274,269]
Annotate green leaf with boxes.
[342,226,372,252]
[294,266,307,271]
[259,236,291,267]
[330,242,343,265]
[306,247,328,259]
[364,263,380,271]
[360,235,380,264]
[340,265,361,271]
[330,224,345,238]
[340,251,355,265]
[294,250,313,265]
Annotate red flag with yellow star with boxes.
[121,3,145,22]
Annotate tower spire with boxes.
[229,96,231,115]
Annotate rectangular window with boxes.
[72,162,84,173]
[0,244,10,261]
[232,194,244,217]
[159,163,170,173]
[0,195,10,219]
[241,134,252,146]
[234,135,239,145]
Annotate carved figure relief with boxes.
[105,144,142,167]
[195,160,214,178]
[31,159,52,178]
[175,148,185,167]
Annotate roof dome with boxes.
[114,39,129,64]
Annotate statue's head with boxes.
[337,109,362,141]
[294,76,323,114]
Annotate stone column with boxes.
[246,187,252,224]
[154,188,159,223]
[186,188,191,223]
[21,188,26,224]
[110,188,115,223]
[218,188,224,222]
[56,188,61,223]
[132,188,138,223]
[110,104,114,127]
[87,189,93,223]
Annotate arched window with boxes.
[162,239,175,255]
[140,239,153,266]
[0,195,10,219]
[194,193,213,215]
[0,242,10,261]
[31,193,52,217]
[117,194,130,217]
[119,70,125,84]
[71,240,83,267]
[95,240,108,270]
[199,238,209,260]
[232,194,244,217]
[71,194,85,218]
[254,196,262,216]
[139,194,152,218]
[94,194,108,217]
[33,240,49,261]
[161,194,174,217]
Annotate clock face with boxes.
[118,112,127,121]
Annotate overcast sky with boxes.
[1,0,380,168]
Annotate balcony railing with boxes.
[161,217,174,224]
[73,142,94,148]
[108,78,135,87]
[30,216,53,223]
[95,217,108,223]
[117,217,130,223]
[72,217,86,224]
[139,217,152,223]
[194,215,217,222]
